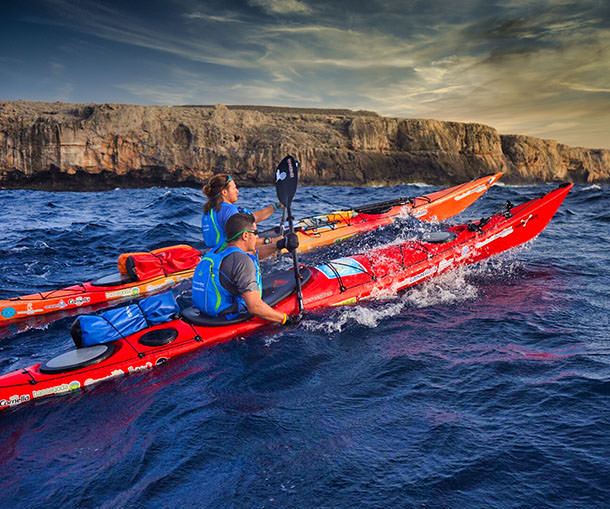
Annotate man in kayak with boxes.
[202,174,282,250]
[192,212,301,325]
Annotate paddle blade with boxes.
[275,155,300,208]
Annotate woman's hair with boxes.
[202,174,233,214]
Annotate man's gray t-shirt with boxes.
[219,251,259,295]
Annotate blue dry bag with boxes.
[71,292,180,348]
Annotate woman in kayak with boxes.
[193,212,301,325]
[202,174,282,250]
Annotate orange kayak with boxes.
[283,173,502,252]
[0,173,500,328]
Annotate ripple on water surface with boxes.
[0,184,609,507]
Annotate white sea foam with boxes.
[302,266,481,334]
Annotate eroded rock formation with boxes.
[0,101,607,190]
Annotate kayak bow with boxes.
[0,183,571,412]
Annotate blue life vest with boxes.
[201,202,251,249]
[192,246,262,320]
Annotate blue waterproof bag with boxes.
[138,291,180,325]
[71,292,179,348]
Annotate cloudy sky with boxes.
[2,0,609,148]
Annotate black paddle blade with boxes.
[275,155,300,208]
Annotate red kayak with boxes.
[0,183,572,411]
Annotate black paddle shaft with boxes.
[275,155,304,314]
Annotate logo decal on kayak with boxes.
[413,209,428,218]
[44,300,67,310]
[1,307,16,319]
[475,227,513,248]
[0,394,30,407]
[32,381,81,398]
[128,361,153,373]
[454,185,487,201]
[276,168,287,182]
[84,369,125,387]
[18,303,43,316]
[407,266,437,284]
[68,296,91,307]
[317,257,367,279]
[105,287,141,299]
[303,290,333,305]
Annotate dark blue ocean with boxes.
[0,181,608,508]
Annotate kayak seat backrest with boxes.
[181,268,312,327]
[422,231,457,244]
[181,306,248,326]
[90,272,136,287]
[40,344,116,374]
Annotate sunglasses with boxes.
[246,229,259,236]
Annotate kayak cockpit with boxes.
[181,268,312,327]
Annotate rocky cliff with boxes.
[0,101,608,190]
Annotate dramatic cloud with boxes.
[248,0,313,15]
[1,0,608,148]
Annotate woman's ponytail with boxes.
[202,174,232,214]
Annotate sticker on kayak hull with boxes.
[413,209,428,218]
[32,381,81,398]
[475,227,513,248]
[317,257,366,279]
[0,394,30,407]
[1,307,16,319]
[454,185,487,201]
[105,287,141,299]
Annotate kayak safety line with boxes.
[467,201,514,234]
[36,282,89,300]
[322,259,377,293]
[4,268,196,302]
[183,320,203,342]
[22,368,37,385]
[98,314,143,358]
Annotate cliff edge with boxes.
[1,101,608,190]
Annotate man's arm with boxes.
[253,201,282,223]
[257,237,282,259]
[242,291,286,323]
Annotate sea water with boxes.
[0,182,608,507]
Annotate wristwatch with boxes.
[263,237,271,245]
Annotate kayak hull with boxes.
[0,270,195,327]
[0,183,572,411]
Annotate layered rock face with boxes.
[0,101,607,190]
